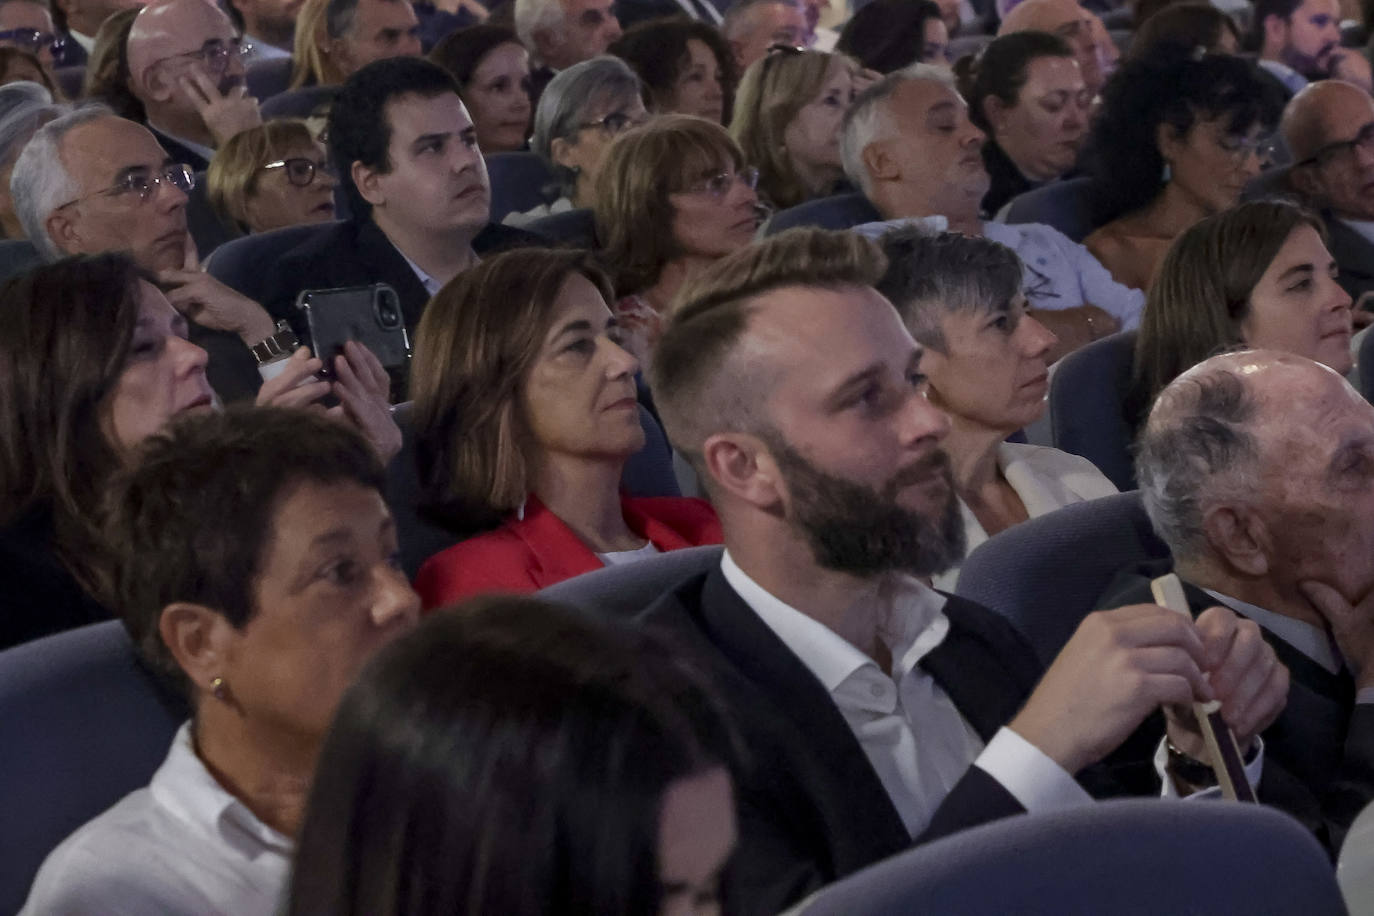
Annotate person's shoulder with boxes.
[413,523,535,606]
[1001,442,1119,498]
[474,221,544,256]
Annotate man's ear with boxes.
[1261,13,1288,55]
[861,139,898,185]
[137,63,175,104]
[45,209,81,256]
[1200,504,1272,579]
[701,431,785,511]
[158,601,238,697]
[352,159,385,207]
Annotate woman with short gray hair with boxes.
[505,55,646,226]
[0,86,62,239]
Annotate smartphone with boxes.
[294,283,411,378]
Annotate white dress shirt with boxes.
[720,550,1091,837]
[21,723,292,916]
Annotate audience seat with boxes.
[388,402,684,579]
[54,64,84,101]
[0,238,42,284]
[486,151,556,224]
[260,85,340,121]
[763,192,881,236]
[796,799,1344,915]
[187,169,243,257]
[1360,327,1374,402]
[206,220,334,301]
[1048,329,1138,491]
[997,175,1100,242]
[526,207,599,248]
[538,544,723,616]
[0,620,186,914]
[955,491,1168,665]
[245,55,293,102]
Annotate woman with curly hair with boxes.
[608,17,737,124]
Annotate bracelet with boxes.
[250,319,300,366]
[1165,737,1217,789]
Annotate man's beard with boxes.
[1286,42,1336,79]
[766,434,966,579]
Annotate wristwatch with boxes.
[250,320,300,366]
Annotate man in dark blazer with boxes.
[1282,80,1374,305]
[244,56,538,335]
[641,228,1288,915]
[1100,349,1374,854]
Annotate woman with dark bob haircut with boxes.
[608,17,738,125]
[835,0,948,72]
[428,24,532,153]
[410,246,721,607]
[288,596,740,916]
[1084,48,1285,292]
[1128,199,1353,423]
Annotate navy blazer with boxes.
[635,567,1122,916]
[1099,558,1374,855]
[1324,212,1374,305]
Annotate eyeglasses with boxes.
[578,109,649,136]
[54,164,196,210]
[0,28,65,57]
[1218,132,1277,165]
[263,158,335,187]
[1296,122,1374,169]
[153,37,253,74]
[679,166,760,198]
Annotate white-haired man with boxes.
[515,0,620,107]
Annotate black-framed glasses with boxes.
[679,166,760,198]
[578,109,650,136]
[54,164,195,210]
[1296,122,1374,169]
[0,28,65,57]
[153,36,253,73]
[263,157,335,187]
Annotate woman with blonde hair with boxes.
[730,47,869,211]
[410,247,721,607]
[290,0,336,89]
[594,115,762,369]
[207,120,338,234]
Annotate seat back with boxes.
[763,192,881,235]
[388,403,683,579]
[955,491,1168,664]
[526,207,598,248]
[1049,329,1138,491]
[998,175,1100,242]
[245,55,294,102]
[260,85,339,121]
[205,221,335,301]
[0,237,41,284]
[486,151,556,224]
[798,799,1345,916]
[539,544,724,616]
[0,621,186,914]
[187,169,244,257]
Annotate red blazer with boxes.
[415,494,722,609]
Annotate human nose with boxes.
[1328,275,1354,313]
[1017,313,1058,358]
[898,383,951,448]
[603,335,640,378]
[173,335,209,375]
[155,174,189,211]
[371,564,421,628]
[606,14,622,40]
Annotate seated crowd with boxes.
[5,0,1374,911]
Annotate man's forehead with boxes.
[384,91,470,135]
[61,118,167,183]
[747,285,915,375]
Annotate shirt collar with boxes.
[1201,587,1343,675]
[719,549,950,691]
[394,244,440,296]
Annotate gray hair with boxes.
[12,104,111,262]
[721,0,800,39]
[531,56,641,194]
[0,93,61,168]
[1137,362,1261,561]
[840,62,955,196]
[873,226,1023,352]
[514,0,566,52]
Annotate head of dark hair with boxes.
[104,406,386,697]
[1130,3,1242,59]
[1247,0,1303,51]
[836,0,945,73]
[1088,48,1284,219]
[0,253,146,592]
[955,30,1075,132]
[607,17,738,120]
[288,595,739,916]
[327,56,461,217]
[428,24,523,89]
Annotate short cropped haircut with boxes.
[650,228,888,474]
[874,226,1024,352]
[327,56,459,216]
[411,247,616,535]
[595,114,746,296]
[105,406,386,697]
[1137,360,1261,561]
[11,103,109,262]
[840,63,953,196]
[514,0,565,51]
[1247,0,1302,51]
[207,119,317,232]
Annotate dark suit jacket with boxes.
[0,506,110,652]
[1324,212,1374,305]
[635,568,1145,915]
[1099,558,1374,854]
[149,128,210,172]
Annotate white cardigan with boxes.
[933,442,1118,592]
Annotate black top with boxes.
[0,506,110,652]
[981,138,1041,217]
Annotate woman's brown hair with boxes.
[411,247,616,535]
[82,7,145,121]
[594,114,746,297]
[1130,199,1326,421]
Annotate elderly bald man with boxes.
[1284,80,1374,303]
[998,0,1114,97]
[126,0,261,171]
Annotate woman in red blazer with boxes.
[410,247,722,609]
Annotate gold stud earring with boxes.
[210,676,227,701]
